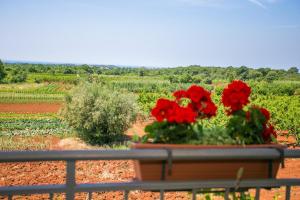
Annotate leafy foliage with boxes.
[0,60,299,144]
[61,83,139,145]
[5,69,27,83]
[2,61,299,82]
[0,93,64,103]
[0,60,6,82]
[143,121,198,144]
[0,117,71,136]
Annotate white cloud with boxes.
[264,0,279,3]
[175,0,280,9]
[247,0,267,9]
[247,0,280,9]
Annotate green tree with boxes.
[81,64,93,74]
[237,66,249,80]
[180,74,193,83]
[288,67,299,74]
[0,59,6,82]
[61,83,139,145]
[265,71,278,82]
[247,70,263,80]
[63,67,75,74]
[168,75,179,83]
[139,70,145,77]
[257,68,271,76]
[204,78,212,84]
[6,69,27,83]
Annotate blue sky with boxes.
[0,0,299,69]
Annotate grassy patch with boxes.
[0,136,52,151]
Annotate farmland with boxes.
[0,63,299,146]
[0,62,299,145]
[0,62,300,199]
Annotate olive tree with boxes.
[61,83,139,145]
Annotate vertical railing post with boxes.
[66,160,76,200]
[255,187,260,200]
[124,190,129,200]
[88,192,93,200]
[224,188,230,200]
[49,193,54,200]
[285,186,291,200]
[192,189,197,200]
[160,189,164,200]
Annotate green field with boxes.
[0,62,299,148]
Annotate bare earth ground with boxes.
[0,103,62,113]
[0,119,299,199]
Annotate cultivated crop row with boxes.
[0,92,64,103]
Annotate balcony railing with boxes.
[0,148,300,200]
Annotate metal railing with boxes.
[0,148,300,200]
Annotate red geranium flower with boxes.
[174,106,197,123]
[186,85,211,103]
[247,106,271,122]
[245,111,251,121]
[262,124,277,142]
[222,80,251,115]
[153,85,217,124]
[151,98,197,123]
[201,101,218,118]
[259,107,270,121]
[173,90,187,100]
[151,98,178,122]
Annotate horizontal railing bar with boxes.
[1,149,299,162]
[0,184,67,195]
[0,150,167,162]
[283,149,300,158]
[1,179,300,196]
[74,179,300,192]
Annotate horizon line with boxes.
[1,58,296,71]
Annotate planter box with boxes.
[132,143,285,181]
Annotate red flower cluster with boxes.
[151,98,197,123]
[222,80,251,115]
[246,106,270,122]
[173,90,187,100]
[151,99,178,122]
[259,107,276,142]
[262,124,277,142]
[247,106,276,142]
[185,85,217,118]
[151,85,217,123]
[259,107,270,121]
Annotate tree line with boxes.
[0,59,299,83]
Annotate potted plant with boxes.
[132,80,285,181]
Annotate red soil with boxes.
[125,118,154,137]
[0,152,299,199]
[0,135,299,199]
[0,119,299,199]
[0,103,62,114]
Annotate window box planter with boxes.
[132,143,285,181]
[135,82,284,181]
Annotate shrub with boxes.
[5,69,27,83]
[294,88,300,96]
[204,78,212,84]
[61,83,139,145]
[0,59,6,82]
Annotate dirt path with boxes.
[125,118,154,137]
[0,103,62,113]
